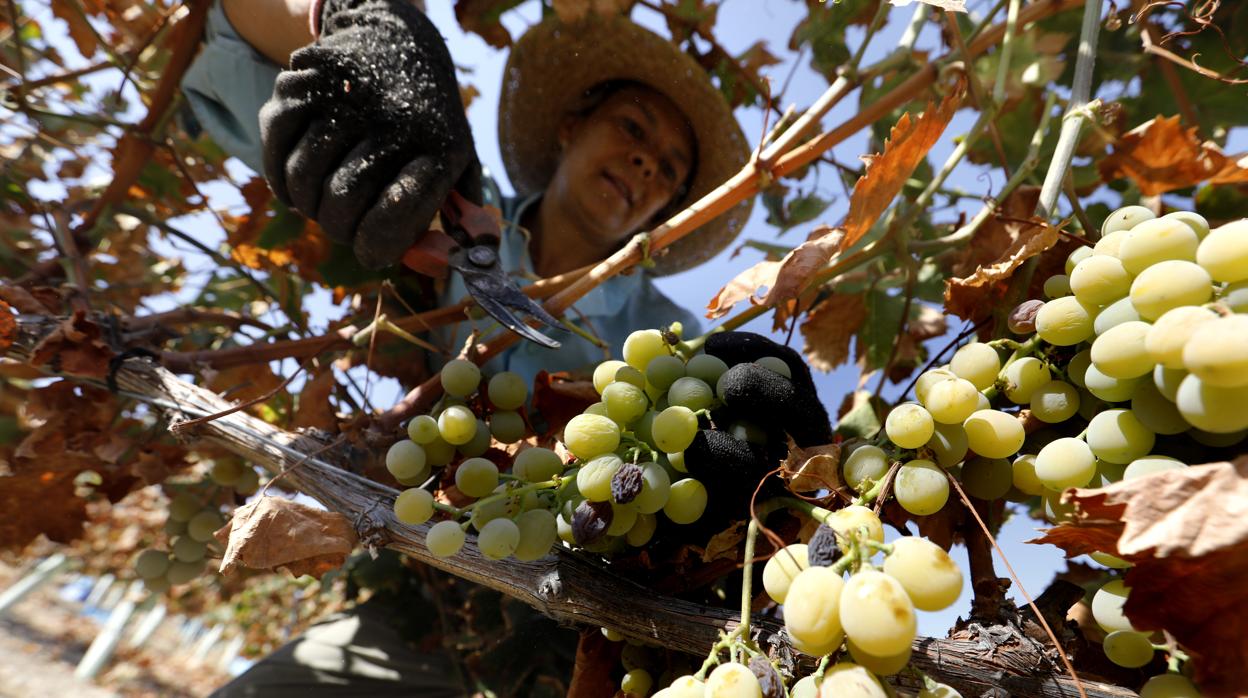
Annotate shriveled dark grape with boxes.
[611,462,644,504]
[1009,299,1044,335]
[807,524,842,567]
[572,500,612,546]
[749,656,785,698]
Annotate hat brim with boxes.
[498,14,752,276]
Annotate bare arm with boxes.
[221,0,314,67]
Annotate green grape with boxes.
[1036,297,1095,346]
[784,566,845,656]
[625,513,657,547]
[1189,427,1248,447]
[632,410,658,448]
[843,445,890,491]
[685,353,729,387]
[514,448,563,483]
[164,517,187,537]
[210,460,244,487]
[1094,229,1129,257]
[960,456,1012,500]
[187,510,224,542]
[1030,380,1079,423]
[963,409,1025,458]
[1066,244,1094,274]
[1221,279,1248,312]
[885,403,935,449]
[1011,454,1045,496]
[882,537,962,612]
[623,329,670,371]
[894,459,949,515]
[1103,631,1154,668]
[819,664,888,698]
[663,478,707,524]
[645,354,686,391]
[654,676,706,698]
[1183,315,1248,388]
[1044,489,1076,523]
[135,549,171,579]
[455,458,499,498]
[426,520,466,557]
[1146,306,1218,369]
[172,536,206,563]
[440,359,481,397]
[563,413,621,460]
[1197,219,1248,282]
[1090,551,1132,569]
[234,467,260,496]
[1118,217,1200,274]
[470,486,518,532]
[1091,321,1155,379]
[667,377,713,412]
[1176,374,1248,433]
[607,502,638,536]
[394,488,434,525]
[602,381,649,425]
[584,402,611,418]
[593,360,628,394]
[1071,254,1132,306]
[621,669,653,697]
[438,405,478,445]
[407,415,440,444]
[1068,349,1092,388]
[1093,297,1140,336]
[762,543,808,604]
[632,462,671,514]
[652,406,698,453]
[840,569,916,657]
[1102,205,1155,236]
[424,435,456,467]
[457,420,491,457]
[487,371,527,410]
[1087,409,1155,463]
[1129,260,1212,321]
[577,454,623,502]
[666,450,686,473]
[926,423,968,468]
[166,559,205,585]
[846,637,911,676]
[614,365,647,389]
[489,411,527,444]
[1123,455,1185,480]
[755,356,792,378]
[1130,380,1188,435]
[169,493,200,523]
[1084,364,1143,402]
[1092,579,1135,633]
[1139,674,1202,698]
[704,662,762,698]
[1097,458,1127,486]
[827,506,885,549]
[143,575,171,594]
[1035,437,1096,490]
[915,368,958,404]
[790,676,818,698]
[513,509,558,561]
[950,344,1001,391]
[1043,274,1072,298]
[923,377,980,425]
[386,440,428,481]
[1003,357,1051,404]
[477,518,520,560]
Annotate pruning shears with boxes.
[402,191,563,349]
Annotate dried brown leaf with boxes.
[205,363,284,404]
[216,497,357,579]
[29,310,112,378]
[1098,115,1248,196]
[782,442,842,493]
[293,369,339,432]
[0,299,13,354]
[704,260,781,320]
[944,218,1060,321]
[801,293,866,372]
[51,0,99,58]
[701,521,747,563]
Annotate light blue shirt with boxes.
[179,0,701,386]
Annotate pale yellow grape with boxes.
[817,663,888,698]
[424,435,456,466]
[843,445,890,491]
[963,409,1026,458]
[614,365,646,389]
[667,376,713,412]
[885,403,934,449]
[828,505,885,548]
[1221,280,1248,312]
[438,405,478,445]
[1091,579,1135,632]
[1035,438,1096,489]
[486,371,527,410]
[135,549,170,579]
[1044,490,1076,523]
[477,518,520,560]
[846,638,911,676]
[1030,380,1079,423]
[704,662,762,698]
[882,537,963,611]
[1123,455,1185,480]
[1139,674,1202,698]
[1175,374,1248,433]
[563,413,621,460]
[950,344,1001,391]
[1118,217,1200,274]
[407,415,439,444]
[1196,219,1248,282]
[1101,631,1153,668]
[632,462,671,514]
[923,377,980,424]
[791,676,819,698]
[653,676,705,698]
[926,423,968,468]
[577,454,622,502]
[840,570,916,656]
[172,536,206,563]
[626,513,657,547]
[513,509,558,561]
[457,419,491,457]
[1078,389,1104,420]
[1090,551,1132,569]
[187,511,224,542]
[1084,364,1143,402]
[917,683,962,698]
[385,441,427,481]
[440,359,481,397]
[426,520,466,557]
[455,458,499,498]
[623,329,669,372]
[393,488,434,525]
[1162,210,1209,239]
[1093,296,1140,336]
[514,447,563,483]
[602,381,649,425]
[894,459,949,516]
[1036,297,1095,346]
[1129,260,1212,320]
[960,457,1012,500]
[663,478,707,524]
[1146,306,1218,369]
[1068,349,1092,388]
[1130,380,1188,435]
[651,406,698,453]
[915,368,957,404]
[1097,458,1127,486]
[1044,274,1072,298]
[1066,245,1094,274]
[1087,409,1155,463]
[584,402,611,418]
[1012,454,1046,495]
[1071,255,1132,306]
[762,543,808,604]
[607,502,638,536]
[1003,357,1051,404]
[666,450,686,473]
[1093,229,1129,257]
[1091,321,1155,379]
[593,360,627,394]
[1102,205,1156,236]
[621,669,653,697]
[1183,315,1248,388]
[783,566,846,656]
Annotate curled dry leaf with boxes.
[705,260,781,320]
[293,369,339,432]
[1098,115,1248,196]
[29,310,113,378]
[801,293,866,372]
[782,442,842,493]
[1029,457,1248,696]
[943,217,1060,322]
[216,497,357,579]
[701,520,747,563]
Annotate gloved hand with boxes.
[259,0,481,269]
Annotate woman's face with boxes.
[547,85,695,245]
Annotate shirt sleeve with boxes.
[180,0,279,173]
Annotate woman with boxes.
[181,0,753,384]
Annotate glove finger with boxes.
[316,139,408,247]
[717,363,832,448]
[284,119,359,232]
[453,154,484,207]
[259,68,322,206]
[683,429,770,510]
[353,155,457,270]
[705,331,813,391]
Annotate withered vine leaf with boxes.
[217,497,357,580]
[800,293,866,372]
[1098,115,1248,196]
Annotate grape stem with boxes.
[452,478,562,520]
[737,518,760,662]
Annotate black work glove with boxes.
[259,0,482,269]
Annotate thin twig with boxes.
[944,10,1009,175]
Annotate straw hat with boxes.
[498,13,752,276]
